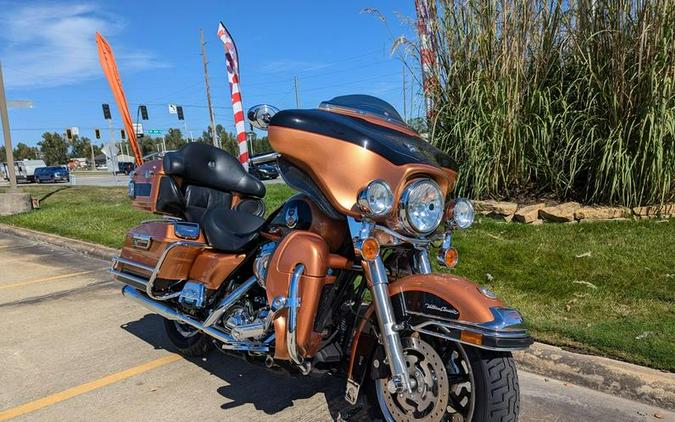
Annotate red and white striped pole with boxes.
[415,0,436,119]
[218,22,249,170]
[229,73,249,169]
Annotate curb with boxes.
[1,223,673,409]
[514,341,675,410]
[0,223,118,261]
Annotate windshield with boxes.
[318,95,405,125]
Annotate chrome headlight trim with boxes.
[357,179,394,217]
[399,178,445,235]
[450,198,475,229]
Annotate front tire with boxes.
[163,318,213,357]
[366,336,520,422]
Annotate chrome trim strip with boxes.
[121,285,268,353]
[411,318,528,339]
[412,324,530,352]
[112,256,154,274]
[287,264,305,366]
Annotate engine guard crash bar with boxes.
[408,309,533,352]
[110,241,210,300]
[121,285,270,353]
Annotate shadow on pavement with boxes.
[122,313,364,421]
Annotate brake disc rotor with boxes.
[377,337,449,421]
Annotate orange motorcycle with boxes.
[112,95,532,421]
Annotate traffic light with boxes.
[120,129,126,140]
[102,103,111,120]
[177,106,184,121]
[140,105,148,120]
[66,129,72,140]
[94,129,101,139]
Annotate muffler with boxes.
[121,285,269,353]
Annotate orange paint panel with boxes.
[188,251,245,290]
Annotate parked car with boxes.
[248,162,279,180]
[34,166,70,183]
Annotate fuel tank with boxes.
[268,96,457,219]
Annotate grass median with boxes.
[1,185,673,371]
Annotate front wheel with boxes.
[366,336,519,422]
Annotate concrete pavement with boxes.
[0,232,672,421]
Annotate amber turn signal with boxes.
[441,247,459,268]
[360,237,380,261]
[460,330,483,346]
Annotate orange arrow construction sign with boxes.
[96,32,142,166]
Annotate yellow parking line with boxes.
[0,354,182,420]
[0,269,102,290]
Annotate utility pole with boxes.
[0,61,17,191]
[89,142,96,171]
[294,76,300,108]
[200,29,219,148]
[402,63,407,121]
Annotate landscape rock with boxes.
[473,200,518,219]
[514,203,546,223]
[575,206,630,221]
[632,204,675,218]
[539,202,581,222]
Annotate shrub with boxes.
[425,0,675,206]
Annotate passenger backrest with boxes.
[184,185,232,223]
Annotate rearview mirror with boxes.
[247,104,280,131]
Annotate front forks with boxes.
[363,257,413,393]
[348,217,420,394]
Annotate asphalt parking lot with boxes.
[0,233,672,421]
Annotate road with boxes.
[1,174,285,188]
[0,232,672,421]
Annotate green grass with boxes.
[1,185,673,370]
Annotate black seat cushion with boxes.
[184,185,232,223]
[201,206,265,252]
[163,143,266,198]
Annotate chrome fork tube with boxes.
[415,249,432,274]
[364,257,413,393]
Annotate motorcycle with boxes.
[112,95,532,421]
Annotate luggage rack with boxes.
[110,241,210,300]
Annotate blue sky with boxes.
[0,1,423,147]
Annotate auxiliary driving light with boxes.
[358,180,394,217]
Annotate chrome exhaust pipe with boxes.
[121,285,268,353]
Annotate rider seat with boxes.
[201,206,265,252]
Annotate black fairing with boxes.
[269,109,457,170]
[163,143,265,198]
[277,157,343,220]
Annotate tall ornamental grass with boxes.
[427,0,675,206]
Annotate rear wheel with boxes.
[366,336,519,422]
[163,318,213,357]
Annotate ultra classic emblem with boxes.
[425,303,459,315]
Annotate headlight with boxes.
[447,198,474,229]
[358,180,394,217]
[399,179,444,234]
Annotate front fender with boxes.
[346,273,532,395]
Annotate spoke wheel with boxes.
[375,337,474,422]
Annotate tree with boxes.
[0,146,5,162]
[68,136,94,159]
[38,132,69,165]
[13,143,40,160]
[250,135,274,156]
[164,128,186,150]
